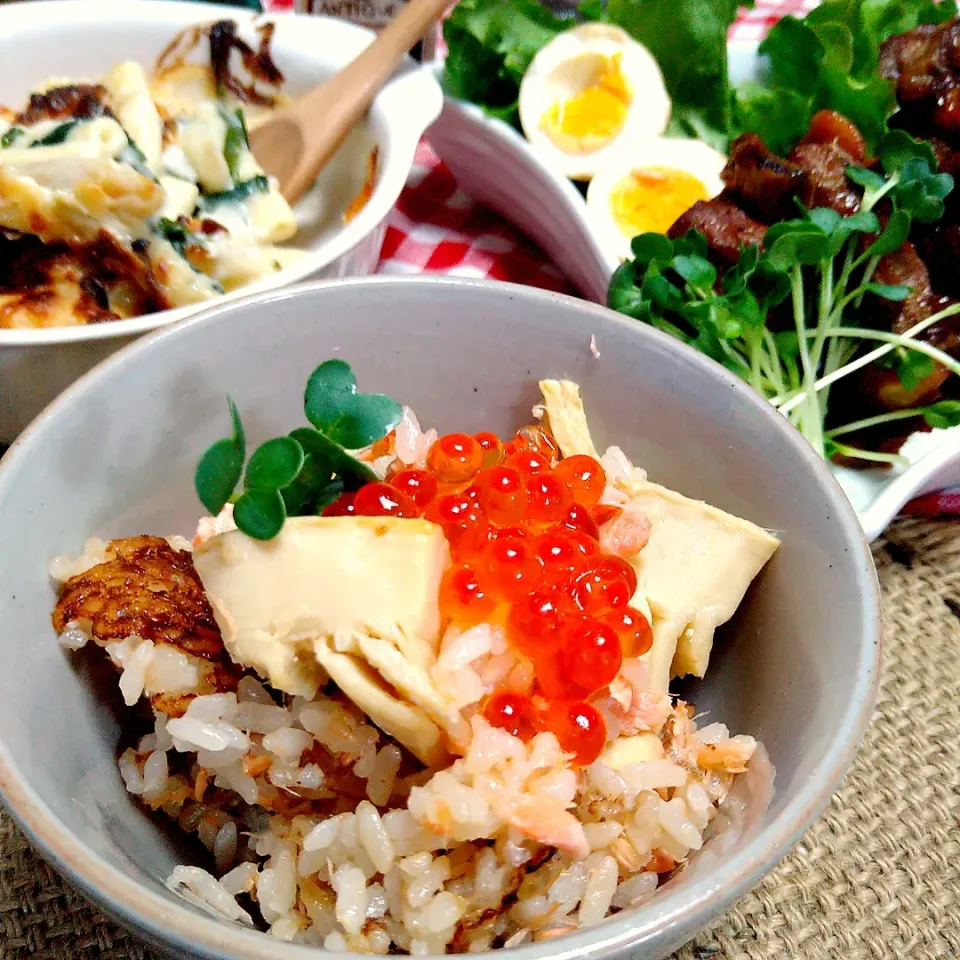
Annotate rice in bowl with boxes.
[49,371,778,953]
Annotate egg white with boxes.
[585,138,728,264]
[518,24,671,181]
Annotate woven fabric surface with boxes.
[2,518,958,959]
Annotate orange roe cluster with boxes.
[324,427,652,766]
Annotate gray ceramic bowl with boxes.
[0,277,880,960]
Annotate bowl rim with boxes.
[0,0,441,348]
[0,275,883,960]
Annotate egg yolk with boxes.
[540,54,632,154]
[611,167,710,236]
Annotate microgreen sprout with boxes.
[194,360,403,540]
[607,131,960,464]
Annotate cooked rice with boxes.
[50,417,773,953]
[102,665,766,952]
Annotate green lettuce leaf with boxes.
[441,0,576,127]
[606,0,752,150]
[736,0,958,151]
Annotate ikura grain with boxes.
[340,426,653,766]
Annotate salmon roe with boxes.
[388,469,438,508]
[561,502,601,539]
[425,492,489,557]
[322,492,357,516]
[348,426,643,765]
[561,618,623,691]
[353,482,417,518]
[554,454,606,508]
[482,690,539,739]
[600,605,653,657]
[427,433,483,482]
[475,466,527,525]
[473,432,503,467]
[547,701,607,766]
[439,563,497,626]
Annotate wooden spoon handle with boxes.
[277,0,451,202]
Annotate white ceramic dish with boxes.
[0,0,442,441]
[0,276,881,960]
[426,44,960,538]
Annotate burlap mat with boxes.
[1,519,959,959]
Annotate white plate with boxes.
[0,0,442,440]
[427,45,960,539]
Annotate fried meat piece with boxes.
[880,19,960,136]
[53,536,241,714]
[721,113,865,221]
[835,242,960,418]
[667,199,766,266]
[720,133,806,221]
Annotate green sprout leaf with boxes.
[304,359,403,450]
[892,349,936,391]
[864,282,911,302]
[878,129,938,176]
[244,436,305,491]
[866,209,911,257]
[763,221,830,270]
[233,488,286,540]
[195,441,244,515]
[671,229,709,260]
[895,161,955,224]
[194,363,400,540]
[806,207,843,234]
[924,399,960,430]
[672,254,717,290]
[642,272,682,311]
[631,232,674,264]
[607,262,648,318]
[290,426,378,484]
[194,397,245,515]
[846,165,885,191]
[312,477,347,514]
[829,208,882,255]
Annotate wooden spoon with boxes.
[251,0,451,205]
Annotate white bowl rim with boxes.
[0,275,881,960]
[0,0,441,348]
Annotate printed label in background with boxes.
[295,0,441,58]
[299,0,403,26]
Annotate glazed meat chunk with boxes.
[720,134,806,222]
[53,535,241,715]
[667,199,766,266]
[880,19,960,135]
[841,242,960,413]
[721,113,865,221]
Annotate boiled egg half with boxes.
[518,24,671,181]
[585,138,727,263]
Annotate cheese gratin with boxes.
[0,20,372,330]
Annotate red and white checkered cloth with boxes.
[263,0,815,288]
